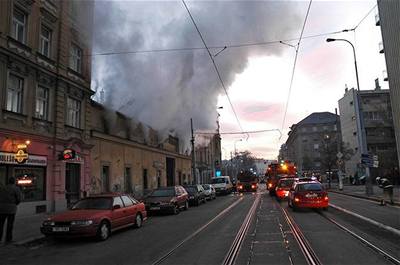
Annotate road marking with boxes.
[329,203,400,237]
[329,191,400,209]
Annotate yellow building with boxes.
[89,101,192,197]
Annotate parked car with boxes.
[144,186,189,214]
[275,177,296,201]
[202,184,216,200]
[288,180,329,211]
[41,193,146,241]
[184,185,207,206]
[211,176,233,195]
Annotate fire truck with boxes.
[265,161,297,195]
[236,170,258,192]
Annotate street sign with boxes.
[361,153,379,168]
[336,152,343,159]
[373,161,379,168]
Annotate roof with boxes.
[297,112,339,126]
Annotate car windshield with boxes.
[298,183,323,191]
[150,189,175,197]
[71,198,112,210]
[185,187,197,194]
[211,178,226,184]
[202,184,210,190]
[279,179,295,188]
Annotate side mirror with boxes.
[113,205,121,210]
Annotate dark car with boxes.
[288,181,329,211]
[144,186,189,214]
[41,193,146,241]
[184,185,207,206]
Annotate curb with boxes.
[328,190,400,207]
[329,203,400,237]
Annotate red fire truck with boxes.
[265,161,297,196]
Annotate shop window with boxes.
[12,7,27,43]
[35,86,49,120]
[7,74,24,113]
[102,165,110,192]
[66,97,81,128]
[14,167,46,202]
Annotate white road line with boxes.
[329,203,400,237]
[330,191,400,209]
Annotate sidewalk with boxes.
[327,183,400,206]
[1,212,50,246]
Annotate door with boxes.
[166,157,175,186]
[112,196,126,228]
[65,163,80,207]
[124,167,132,193]
[102,165,110,192]
[121,195,137,224]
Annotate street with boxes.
[1,185,399,265]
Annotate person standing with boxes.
[0,177,22,244]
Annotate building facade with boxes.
[377,0,400,172]
[90,101,193,197]
[0,0,94,215]
[195,133,222,183]
[339,85,398,182]
[284,112,341,176]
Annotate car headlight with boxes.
[71,220,93,226]
[43,220,55,226]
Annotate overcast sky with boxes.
[92,0,386,159]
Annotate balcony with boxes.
[375,13,380,26]
[383,70,388,81]
[379,42,384,54]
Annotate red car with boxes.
[41,193,147,241]
[288,181,328,211]
[275,178,296,201]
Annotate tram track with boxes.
[276,199,400,265]
[151,194,261,265]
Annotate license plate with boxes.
[150,207,160,210]
[305,193,317,198]
[52,227,69,232]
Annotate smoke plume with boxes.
[92,1,301,153]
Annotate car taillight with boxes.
[268,183,273,188]
[323,196,329,201]
[251,184,256,189]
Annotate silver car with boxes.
[202,184,216,200]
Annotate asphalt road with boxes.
[0,187,398,265]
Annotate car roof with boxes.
[89,193,126,198]
[296,180,321,185]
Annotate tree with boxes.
[233,150,257,173]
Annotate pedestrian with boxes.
[0,177,22,244]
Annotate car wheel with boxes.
[134,214,143,228]
[97,221,110,241]
[323,207,328,211]
[292,204,297,212]
[183,200,189,210]
[172,204,179,215]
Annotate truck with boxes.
[265,161,297,196]
[236,170,258,192]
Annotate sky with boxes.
[92,0,387,160]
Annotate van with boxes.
[211,176,233,195]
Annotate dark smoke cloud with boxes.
[92,0,302,153]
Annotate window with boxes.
[312,126,317,132]
[113,196,124,208]
[124,167,132,193]
[323,126,328,131]
[121,195,133,207]
[143,169,148,190]
[315,162,321,167]
[12,7,26,43]
[35,86,49,120]
[66,97,80,128]
[40,26,51,57]
[313,144,319,150]
[7,74,24,113]
[102,166,110,192]
[301,127,307,132]
[69,44,82,73]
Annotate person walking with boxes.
[0,177,22,244]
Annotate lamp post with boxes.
[326,38,372,195]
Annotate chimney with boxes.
[375,78,381,90]
[345,84,348,93]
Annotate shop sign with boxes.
[62,149,76,160]
[16,174,34,187]
[15,149,29,164]
[0,152,47,166]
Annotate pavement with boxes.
[327,183,400,206]
[2,183,399,247]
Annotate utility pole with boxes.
[191,118,197,184]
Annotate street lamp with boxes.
[234,139,242,155]
[326,38,372,195]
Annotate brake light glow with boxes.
[324,196,329,201]
[268,183,273,188]
[294,197,300,202]
[251,184,256,189]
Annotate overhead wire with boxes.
[181,0,249,141]
[280,0,313,133]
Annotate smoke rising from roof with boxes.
[92,1,301,153]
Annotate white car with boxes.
[211,176,233,195]
[202,184,216,200]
